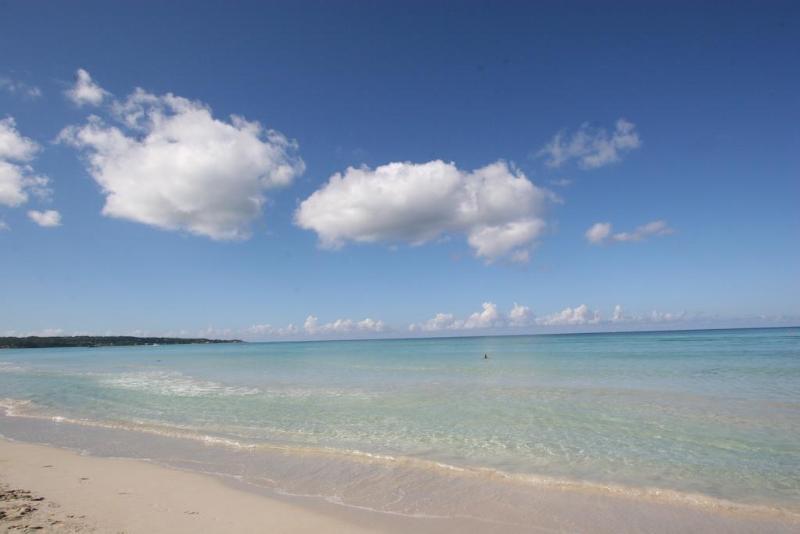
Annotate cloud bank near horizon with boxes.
[11,303,792,342]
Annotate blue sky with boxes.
[1,1,798,340]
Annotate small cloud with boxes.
[536,304,600,326]
[549,178,572,187]
[608,306,687,325]
[612,220,673,242]
[410,302,531,332]
[0,117,51,208]
[65,68,109,106]
[245,323,298,337]
[463,302,502,329]
[537,119,641,169]
[508,302,533,326]
[0,220,8,231]
[585,222,612,244]
[410,312,462,332]
[647,310,687,322]
[585,220,673,245]
[0,77,42,100]
[28,209,62,227]
[304,315,386,336]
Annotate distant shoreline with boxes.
[0,336,244,349]
[2,326,796,348]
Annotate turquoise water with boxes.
[1,328,799,516]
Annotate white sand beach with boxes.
[0,438,376,533]
[2,436,798,534]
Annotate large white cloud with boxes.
[585,220,673,245]
[295,160,552,262]
[65,68,109,106]
[59,80,305,240]
[538,119,640,169]
[0,117,50,207]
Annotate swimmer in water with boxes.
[484,353,489,359]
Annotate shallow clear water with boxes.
[1,328,799,514]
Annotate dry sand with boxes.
[0,438,375,533]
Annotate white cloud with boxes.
[27,209,61,227]
[410,302,695,333]
[538,119,641,169]
[304,315,386,335]
[0,117,50,207]
[647,310,687,322]
[411,302,531,332]
[607,306,687,325]
[355,318,385,332]
[411,312,463,332]
[508,302,533,326]
[295,160,552,262]
[59,80,304,240]
[0,220,8,231]
[586,220,673,245]
[467,219,547,263]
[66,68,109,106]
[536,304,600,326]
[0,77,42,99]
[0,117,39,161]
[612,220,673,242]
[238,315,388,338]
[585,222,612,244]
[303,315,319,333]
[464,302,502,329]
[245,323,299,337]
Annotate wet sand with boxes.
[1,436,798,533]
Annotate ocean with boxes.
[1,327,798,525]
